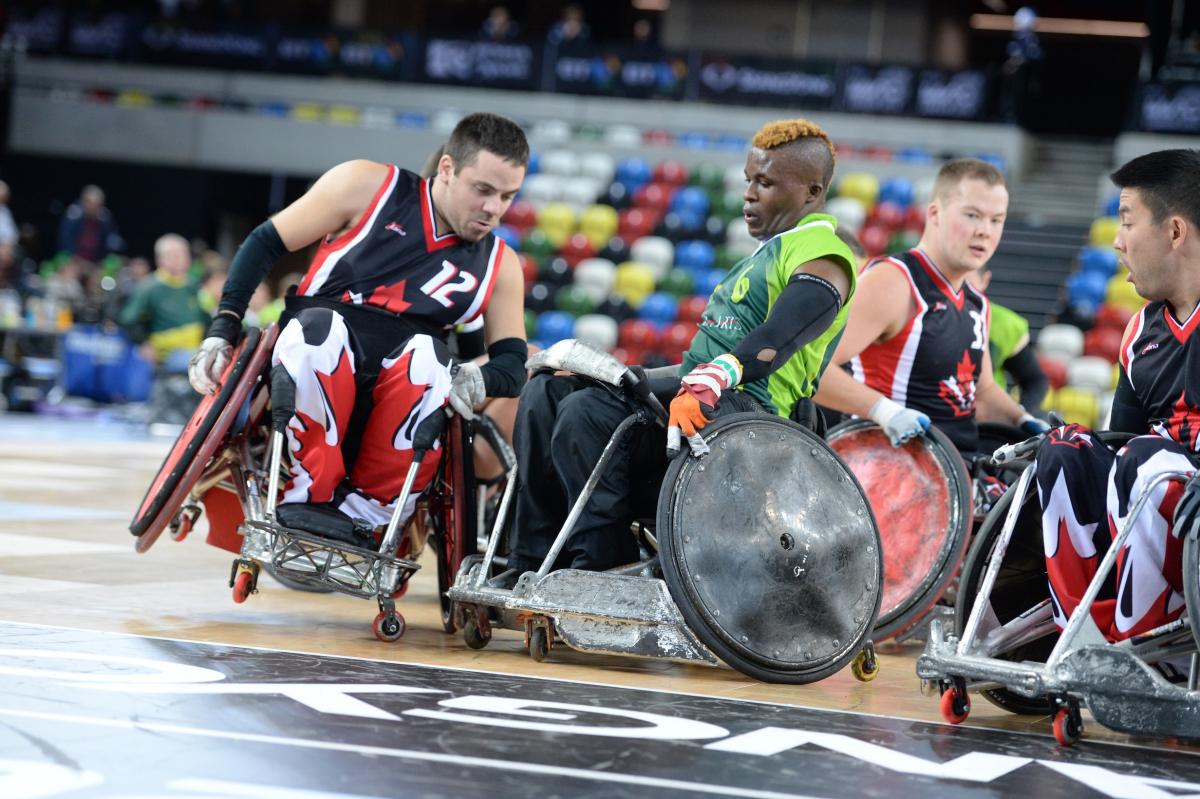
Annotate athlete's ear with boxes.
[1168,214,1188,250]
[437,153,455,183]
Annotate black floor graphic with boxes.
[0,622,1196,799]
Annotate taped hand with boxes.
[666,354,741,457]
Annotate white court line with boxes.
[0,503,126,522]
[171,778,391,799]
[0,708,823,799]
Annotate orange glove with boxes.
[666,354,742,456]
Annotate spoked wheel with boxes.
[373,610,407,643]
[954,480,1057,715]
[434,416,479,634]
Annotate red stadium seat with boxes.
[1039,355,1069,390]
[652,160,689,187]
[860,224,891,257]
[558,233,597,268]
[518,253,539,287]
[503,200,538,232]
[677,295,708,324]
[618,208,661,241]
[643,129,674,146]
[618,319,659,350]
[657,321,697,360]
[1083,326,1123,364]
[633,182,675,212]
[1093,303,1134,332]
[868,201,905,231]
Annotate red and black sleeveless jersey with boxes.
[848,248,990,452]
[296,165,507,329]
[1120,301,1200,451]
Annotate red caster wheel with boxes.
[1052,706,1082,746]
[940,683,970,724]
[169,505,201,542]
[231,570,255,604]
[374,610,406,643]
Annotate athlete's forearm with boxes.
[811,364,885,418]
[976,380,1027,425]
[217,220,288,319]
[729,272,841,384]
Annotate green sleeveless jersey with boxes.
[988,302,1028,390]
[681,213,857,419]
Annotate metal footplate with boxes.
[448,559,719,665]
[241,519,421,599]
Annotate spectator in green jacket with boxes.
[118,233,209,365]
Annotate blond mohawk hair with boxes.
[751,118,836,169]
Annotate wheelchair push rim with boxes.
[657,413,882,683]
[129,326,274,553]
[827,418,972,641]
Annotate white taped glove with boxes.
[448,361,486,420]
[188,337,233,395]
[868,396,930,447]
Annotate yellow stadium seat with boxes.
[116,90,152,108]
[537,202,578,249]
[1050,386,1099,428]
[1089,217,1120,248]
[836,172,880,208]
[1105,274,1146,315]
[614,261,656,309]
[290,103,324,122]
[579,204,619,249]
[327,105,361,126]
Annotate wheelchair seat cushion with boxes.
[275,503,376,549]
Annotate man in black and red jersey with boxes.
[188,113,529,536]
[812,158,1045,455]
[1037,149,1200,644]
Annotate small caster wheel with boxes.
[528,626,549,662]
[373,610,406,643]
[850,642,878,682]
[1052,706,1082,746]
[939,681,970,724]
[170,504,201,542]
[232,570,256,604]
[463,616,490,650]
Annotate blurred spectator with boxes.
[57,185,123,263]
[548,4,590,46]
[43,257,88,323]
[1002,6,1043,124]
[481,5,520,42]
[0,181,17,249]
[243,283,273,328]
[117,233,208,365]
[630,18,659,52]
[198,261,228,315]
[258,271,303,327]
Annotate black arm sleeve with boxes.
[480,337,528,398]
[1003,346,1048,413]
[1108,365,1149,434]
[730,272,842,384]
[216,220,287,318]
[454,326,487,360]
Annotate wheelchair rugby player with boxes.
[131,113,530,640]
[919,149,1200,744]
[448,119,885,684]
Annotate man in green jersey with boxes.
[509,119,858,573]
[118,233,209,365]
[965,266,1049,417]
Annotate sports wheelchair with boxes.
[447,339,885,684]
[917,431,1200,745]
[128,325,509,641]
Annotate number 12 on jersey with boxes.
[421,259,479,308]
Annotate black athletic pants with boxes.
[510,372,760,572]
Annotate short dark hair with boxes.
[1110,149,1200,230]
[444,113,529,173]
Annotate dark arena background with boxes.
[1,2,1200,798]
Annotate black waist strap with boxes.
[282,294,447,372]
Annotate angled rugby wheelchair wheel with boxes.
[657,413,882,683]
[1186,522,1200,653]
[432,414,479,633]
[130,326,275,554]
[954,477,1056,715]
[827,419,972,641]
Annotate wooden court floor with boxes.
[0,414,1193,752]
